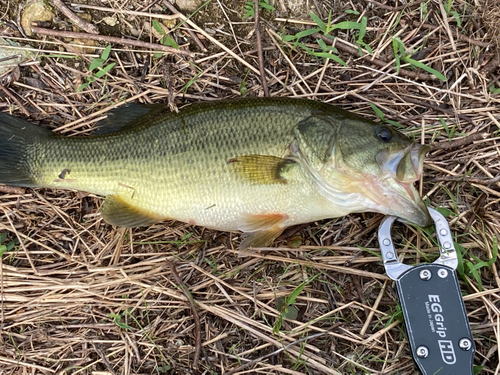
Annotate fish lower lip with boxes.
[399,182,432,227]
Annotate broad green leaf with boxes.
[100,45,112,60]
[310,12,326,32]
[153,19,165,35]
[489,84,500,94]
[88,58,104,71]
[94,62,115,78]
[76,81,91,92]
[436,207,454,217]
[332,21,362,31]
[282,305,298,320]
[294,28,321,39]
[162,35,179,49]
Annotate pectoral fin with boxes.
[227,155,295,184]
[101,195,164,228]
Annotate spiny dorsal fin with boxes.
[101,195,165,228]
[227,155,295,184]
[94,104,170,135]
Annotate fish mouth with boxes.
[374,143,432,227]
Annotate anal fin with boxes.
[101,195,164,228]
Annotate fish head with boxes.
[295,112,432,227]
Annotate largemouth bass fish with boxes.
[0,98,431,249]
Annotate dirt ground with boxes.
[0,0,499,374]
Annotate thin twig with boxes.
[31,27,194,56]
[166,260,201,369]
[366,0,428,12]
[51,0,99,34]
[225,332,327,374]
[431,132,488,150]
[254,0,269,97]
[0,83,30,116]
[401,96,475,124]
[413,21,494,48]
[162,1,208,52]
[431,174,500,184]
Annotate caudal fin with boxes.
[0,111,50,187]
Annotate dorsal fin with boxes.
[93,104,170,135]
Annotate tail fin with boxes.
[0,111,51,187]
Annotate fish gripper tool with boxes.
[378,207,475,375]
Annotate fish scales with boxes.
[0,97,432,249]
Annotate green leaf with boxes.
[88,58,104,71]
[345,9,360,15]
[450,10,461,27]
[0,232,6,244]
[489,84,500,94]
[311,51,347,66]
[435,207,454,217]
[357,17,367,44]
[76,81,91,92]
[402,56,447,81]
[6,239,18,251]
[286,282,306,305]
[153,19,165,35]
[392,39,401,74]
[454,242,465,277]
[310,12,326,32]
[109,313,133,330]
[0,245,7,257]
[385,119,404,128]
[260,1,275,11]
[282,305,298,320]
[94,62,115,78]
[332,21,362,31]
[369,103,385,120]
[100,45,112,60]
[162,35,179,49]
[294,28,322,39]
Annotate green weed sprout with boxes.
[282,11,372,67]
[392,37,446,81]
[242,0,274,20]
[76,45,116,92]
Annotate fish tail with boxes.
[0,111,50,187]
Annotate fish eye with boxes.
[377,127,392,142]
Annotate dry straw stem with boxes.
[0,0,499,374]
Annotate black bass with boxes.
[0,98,431,249]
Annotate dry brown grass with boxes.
[0,0,499,374]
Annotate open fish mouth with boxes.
[375,143,432,227]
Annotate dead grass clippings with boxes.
[0,0,499,374]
